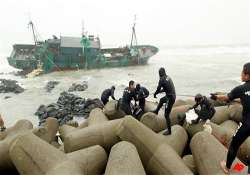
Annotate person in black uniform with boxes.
[120,80,137,115]
[101,86,116,105]
[135,84,149,112]
[152,67,176,135]
[211,63,250,174]
[190,93,215,124]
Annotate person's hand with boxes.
[210,93,217,100]
[191,119,198,124]
[154,93,157,98]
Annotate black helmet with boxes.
[195,93,203,103]
[159,67,166,77]
[111,86,115,90]
[136,84,140,91]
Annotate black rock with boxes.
[68,81,88,92]
[35,91,103,125]
[45,81,60,92]
[0,79,24,94]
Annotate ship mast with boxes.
[130,15,138,48]
[28,21,37,45]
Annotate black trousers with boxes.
[101,97,109,105]
[121,103,132,115]
[156,96,175,133]
[139,98,145,112]
[226,123,250,172]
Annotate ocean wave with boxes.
[160,44,250,56]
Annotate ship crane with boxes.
[130,15,140,64]
[28,21,38,45]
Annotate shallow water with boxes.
[0,45,249,126]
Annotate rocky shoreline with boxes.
[0,98,248,175]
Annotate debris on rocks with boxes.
[45,81,60,92]
[0,79,24,94]
[68,81,88,92]
[35,91,103,125]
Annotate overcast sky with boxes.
[0,0,249,53]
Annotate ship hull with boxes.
[7,42,158,74]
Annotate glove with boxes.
[154,93,157,98]
[210,93,217,101]
[191,119,198,124]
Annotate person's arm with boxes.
[154,80,162,97]
[143,87,149,98]
[211,86,242,102]
[210,107,216,118]
[111,89,116,100]
[216,95,229,102]
[190,102,199,110]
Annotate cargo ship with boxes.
[7,21,158,74]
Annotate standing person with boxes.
[135,84,149,112]
[101,86,116,105]
[120,80,137,115]
[190,93,215,124]
[152,67,176,135]
[211,63,250,174]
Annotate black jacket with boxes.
[136,86,149,101]
[191,96,215,120]
[101,88,115,100]
[122,87,137,105]
[154,75,176,99]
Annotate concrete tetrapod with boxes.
[59,124,77,142]
[207,122,250,163]
[158,125,188,156]
[78,119,88,129]
[59,109,108,142]
[88,108,109,126]
[103,100,126,120]
[33,117,59,143]
[190,131,247,175]
[228,103,243,122]
[0,120,33,172]
[140,105,191,132]
[219,120,239,133]
[182,155,198,175]
[173,99,195,107]
[143,101,157,113]
[117,116,193,175]
[60,108,107,140]
[64,119,122,153]
[105,141,146,175]
[9,133,107,175]
[210,104,242,124]
[184,121,206,137]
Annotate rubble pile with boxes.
[0,79,24,94]
[35,91,103,125]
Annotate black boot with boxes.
[163,130,171,135]
[164,115,171,135]
[151,104,162,115]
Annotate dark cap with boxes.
[136,84,140,91]
[159,67,166,77]
[195,93,203,102]
[129,80,135,86]
[243,62,250,75]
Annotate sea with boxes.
[0,44,249,127]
